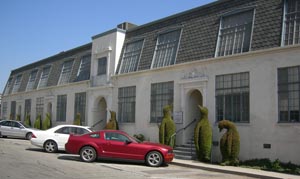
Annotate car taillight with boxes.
[31,133,37,138]
[168,149,173,154]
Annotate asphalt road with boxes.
[0,138,258,179]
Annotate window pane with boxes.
[12,74,22,94]
[57,95,67,121]
[76,55,91,81]
[284,0,300,45]
[97,57,107,75]
[36,97,44,118]
[38,66,51,89]
[58,60,74,85]
[26,70,38,91]
[74,92,86,125]
[118,86,136,123]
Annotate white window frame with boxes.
[282,0,300,46]
[26,70,38,91]
[38,66,51,89]
[58,60,74,85]
[11,74,22,94]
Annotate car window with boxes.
[105,132,130,142]
[70,127,90,135]
[55,127,70,134]
[12,122,21,128]
[0,121,12,127]
[90,133,100,138]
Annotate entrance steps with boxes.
[174,139,197,160]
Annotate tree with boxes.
[104,111,119,130]
[159,105,176,147]
[42,113,52,130]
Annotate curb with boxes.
[171,161,283,179]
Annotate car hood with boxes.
[141,141,173,149]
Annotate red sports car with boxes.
[65,130,174,167]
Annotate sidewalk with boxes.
[171,159,300,179]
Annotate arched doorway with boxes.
[92,97,107,130]
[184,90,203,142]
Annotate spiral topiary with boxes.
[104,111,119,130]
[159,105,176,147]
[194,105,212,162]
[34,114,42,129]
[42,113,52,130]
[73,113,81,126]
[24,114,31,127]
[218,120,240,165]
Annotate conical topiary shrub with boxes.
[218,120,240,165]
[34,114,42,129]
[73,113,81,126]
[159,105,176,147]
[24,114,31,127]
[194,105,212,162]
[104,111,119,130]
[16,114,21,121]
[42,113,52,130]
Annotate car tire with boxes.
[145,151,163,167]
[44,140,58,153]
[80,146,97,162]
[25,132,32,140]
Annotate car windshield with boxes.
[20,122,31,128]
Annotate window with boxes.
[74,92,86,125]
[12,74,22,93]
[216,72,249,122]
[38,66,51,89]
[118,86,136,123]
[278,66,300,122]
[58,60,74,85]
[216,10,254,57]
[283,0,300,45]
[119,40,144,74]
[97,57,107,75]
[152,30,181,68]
[105,132,130,142]
[57,95,67,122]
[2,102,8,119]
[24,99,31,116]
[26,70,38,91]
[36,97,44,117]
[76,55,91,81]
[151,81,174,123]
[4,78,13,95]
[10,101,16,120]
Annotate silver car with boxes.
[0,120,37,140]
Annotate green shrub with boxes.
[16,114,21,121]
[194,105,212,162]
[73,113,81,126]
[218,120,240,165]
[104,111,119,130]
[42,113,52,130]
[24,114,31,127]
[34,114,42,129]
[159,105,176,147]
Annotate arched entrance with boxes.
[184,90,203,142]
[92,97,107,130]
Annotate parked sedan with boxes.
[30,125,93,153]
[65,130,174,167]
[0,120,37,140]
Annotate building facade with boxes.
[2,0,300,164]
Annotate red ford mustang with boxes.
[65,130,174,167]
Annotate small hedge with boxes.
[239,159,300,175]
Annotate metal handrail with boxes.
[169,118,197,145]
[91,119,104,128]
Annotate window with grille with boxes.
[150,81,174,123]
[216,10,254,57]
[278,66,300,122]
[58,60,74,85]
[2,102,8,119]
[24,99,31,117]
[76,55,91,81]
[38,66,51,89]
[36,97,44,118]
[152,30,181,69]
[283,0,300,46]
[74,92,86,125]
[10,101,16,120]
[97,57,107,75]
[4,78,13,95]
[26,70,38,91]
[119,40,144,74]
[216,72,249,122]
[57,95,67,122]
[12,74,22,94]
[118,86,136,123]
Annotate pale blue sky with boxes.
[0,0,215,92]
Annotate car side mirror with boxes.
[125,140,132,145]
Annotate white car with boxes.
[0,120,38,140]
[30,125,93,153]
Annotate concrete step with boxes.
[174,154,196,160]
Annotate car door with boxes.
[11,121,26,138]
[54,127,71,149]
[0,121,12,136]
[102,132,144,160]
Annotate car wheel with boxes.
[44,140,58,153]
[146,151,163,167]
[25,132,32,140]
[80,146,97,162]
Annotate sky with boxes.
[0,0,215,93]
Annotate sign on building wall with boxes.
[173,111,183,124]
